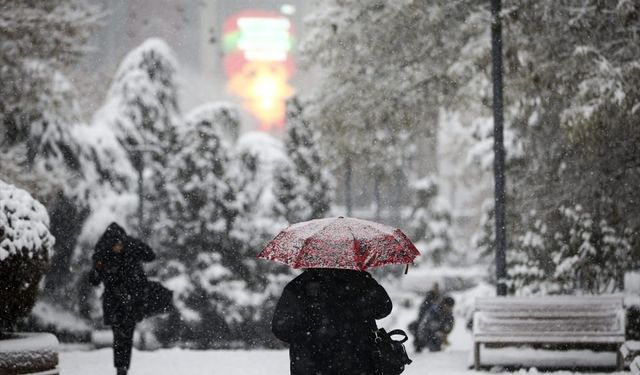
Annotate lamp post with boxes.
[491,0,507,296]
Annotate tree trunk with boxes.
[345,158,352,217]
[374,173,381,221]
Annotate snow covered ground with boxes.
[58,271,627,375]
[59,308,623,375]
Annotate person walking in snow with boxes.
[89,222,155,375]
[417,295,455,352]
[272,268,393,375]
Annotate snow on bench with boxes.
[621,341,640,363]
[472,296,625,371]
[632,356,640,375]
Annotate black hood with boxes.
[94,222,127,257]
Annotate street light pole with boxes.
[491,0,508,296]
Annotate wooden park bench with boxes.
[472,296,626,371]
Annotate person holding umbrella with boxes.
[89,222,155,375]
[259,217,420,375]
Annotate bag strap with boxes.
[387,329,409,343]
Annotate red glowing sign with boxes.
[223,10,295,131]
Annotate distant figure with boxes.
[89,223,155,375]
[410,282,441,352]
[272,268,392,375]
[417,296,455,352]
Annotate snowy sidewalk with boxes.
[59,348,472,375]
[59,348,624,375]
[59,310,625,375]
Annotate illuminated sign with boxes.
[223,10,295,131]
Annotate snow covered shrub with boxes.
[93,37,182,244]
[0,180,55,331]
[148,129,295,348]
[550,205,632,293]
[507,204,633,295]
[407,176,453,266]
[275,97,332,223]
[161,103,237,262]
[0,1,98,308]
[507,210,556,295]
[232,132,291,259]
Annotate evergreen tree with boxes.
[275,97,332,223]
[0,0,99,308]
[93,38,182,244]
[0,0,97,199]
[408,176,453,266]
[162,103,238,263]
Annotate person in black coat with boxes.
[417,295,455,352]
[272,268,392,375]
[410,282,441,352]
[89,223,155,375]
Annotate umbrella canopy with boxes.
[257,216,420,270]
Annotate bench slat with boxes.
[474,312,625,336]
[475,335,625,344]
[475,296,623,313]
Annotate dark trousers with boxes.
[112,323,136,369]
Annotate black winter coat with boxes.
[272,269,392,375]
[89,223,155,326]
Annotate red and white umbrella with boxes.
[258,216,420,271]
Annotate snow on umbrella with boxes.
[257,216,420,271]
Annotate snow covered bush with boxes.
[548,205,632,293]
[146,104,241,346]
[0,0,97,201]
[275,97,332,223]
[147,128,296,348]
[0,180,55,331]
[160,103,238,263]
[92,37,182,244]
[407,176,453,267]
[478,203,636,295]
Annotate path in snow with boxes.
[59,348,475,375]
[59,316,622,375]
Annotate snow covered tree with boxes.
[147,103,240,341]
[231,132,291,261]
[0,180,55,332]
[450,1,640,294]
[0,0,100,309]
[301,0,478,194]
[549,205,632,294]
[150,126,294,347]
[0,0,96,195]
[161,103,239,263]
[226,132,293,345]
[507,210,553,295]
[92,38,182,244]
[407,177,453,266]
[497,1,640,293]
[506,205,634,295]
[275,97,332,223]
